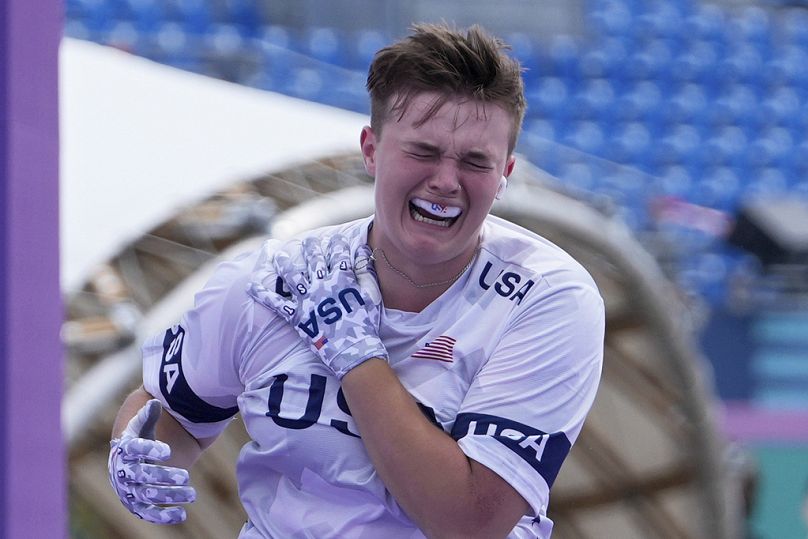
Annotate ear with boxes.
[360,126,377,177]
[503,155,516,178]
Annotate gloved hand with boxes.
[108,399,196,524]
[248,234,386,379]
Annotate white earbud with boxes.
[495,176,508,200]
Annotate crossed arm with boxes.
[249,235,531,537]
[340,359,530,538]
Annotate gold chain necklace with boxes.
[370,244,480,289]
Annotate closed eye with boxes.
[406,151,437,160]
[463,160,493,171]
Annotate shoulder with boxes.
[482,215,600,292]
[473,216,603,320]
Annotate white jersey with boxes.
[142,215,604,539]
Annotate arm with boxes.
[341,359,529,538]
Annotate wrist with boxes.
[328,344,388,380]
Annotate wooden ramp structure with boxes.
[64,153,743,538]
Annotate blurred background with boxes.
[59,0,808,537]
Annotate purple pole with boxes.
[0,0,65,537]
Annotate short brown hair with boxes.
[366,23,527,153]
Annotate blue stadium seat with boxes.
[219,0,262,34]
[284,67,326,101]
[351,29,387,70]
[695,166,741,211]
[547,34,581,81]
[164,0,212,35]
[794,180,808,199]
[563,121,605,156]
[683,3,727,43]
[260,25,293,50]
[72,0,115,35]
[104,20,141,54]
[153,22,201,71]
[783,140,808,179]
[579,38,626,80]
[303,27,345,66]
[783,8,808,47]
[745,168,789,199]
[608,122,652,167]
[571,78,616,122]
[613,81,662,125]
[727,6,772,49]
[716,44,764,87]
[586,1,633,38]
[760,86,801,129]
[663,83,708,126]
[205,23,244,57]
[656,165,694,197]
[670,40,720,87]
[526,77,571,123]
[703,126,748,169]
[745,127,794,170]
[524,119,557,142]
[763,45,808,89]
[633,4,685,43]
[654,124,704,170]
[124,0,164,34]
[625,39,673,82]
[327,70,369,114]
[707,84,760,130]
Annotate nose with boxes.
[427,160,461,195]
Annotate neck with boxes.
[368,234,480,313]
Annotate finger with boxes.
[274,249,310,297]
[246,281,299,322]
[302,237,327,281]
[130,483,197,505]
[355,244,382,306]
[139,400,162,440]
[116,461,191,487]
[122,399,162,440]
[130,501,188,525]
[118,437,172,463]
[251,239,285,293]
[326,234,352,273]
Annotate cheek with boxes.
[375,178,407,213]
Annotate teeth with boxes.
[411,198,462,218]
[411,206,451,227]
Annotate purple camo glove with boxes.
[248,234,387,379]
[108,399,196,524]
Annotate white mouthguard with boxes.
[411,198,462,218]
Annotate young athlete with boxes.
[108,23,605,538]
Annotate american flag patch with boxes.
[412,335,456,363]
[314,335,329,350]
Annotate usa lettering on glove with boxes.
[248,234,386,379]
[108,399,196,524]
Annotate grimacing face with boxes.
[361,92,516,280]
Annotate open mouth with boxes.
[409,197,462,228]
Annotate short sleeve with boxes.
[451,276,604,518]
[142,249,259,440]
